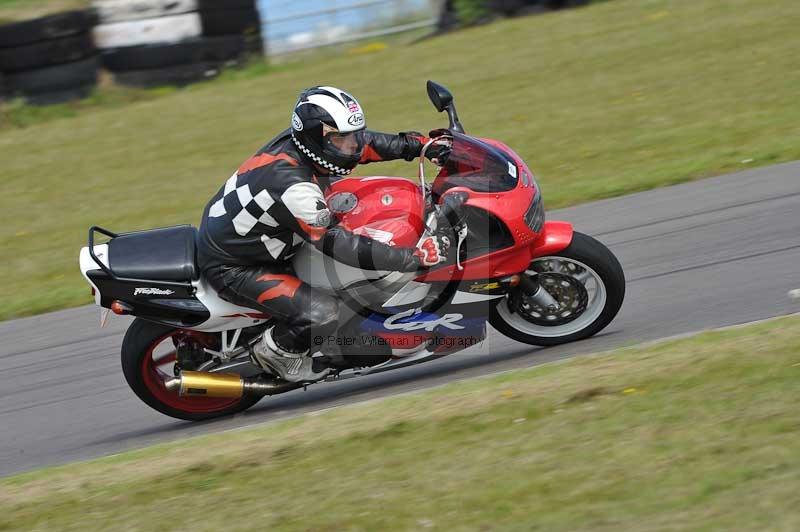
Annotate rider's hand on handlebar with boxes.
[425,138,452,167]
[414,234,450,268]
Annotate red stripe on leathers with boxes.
[238,153,298,175]
[255,274,302,303]
[296,219,327,242]
[359,144,382,163]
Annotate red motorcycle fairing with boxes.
[529,221,574,259]
[420,137,572,281]
[417,220,573,282]
[325,136,574,283]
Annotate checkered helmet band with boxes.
[292,133,353,176]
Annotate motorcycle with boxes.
[78,81,625,421]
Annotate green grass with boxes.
[2,315,799,531]
[2,0,800,320]
[0,0,88,22]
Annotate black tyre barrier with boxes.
[112,61,220,88]
[544,0,590,7]
[199,8,261,37]
[101,35,246,71]
[0,33,95,73]
[487,0,529,16]
[197,0,256,10]
[24,84,95,106]
[3,56,98,96]
[0,10,97,48]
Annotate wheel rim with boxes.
[141,331,242,414]
[497,256,607,338]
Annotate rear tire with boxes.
[0,10,96,47]
[111,61,219,88]
[23,84,94,105]
[490,232,625,346]
[199,8,261,37]
[100,35,245,71]
[3,57,98,97]
[197,0,257,10]
[0,33,95,73]
[121,318,261,421]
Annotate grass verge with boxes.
[2,0,800,320]
[0,0,88,23]
[2,314,800,531]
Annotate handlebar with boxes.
[418,134,455,227]
[418,134,469,270]
[418,137,439,217]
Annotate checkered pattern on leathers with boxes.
[206,172,309,261]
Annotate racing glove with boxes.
[425,129,452,166]
[414,234,451,267]
[396,130,450,166]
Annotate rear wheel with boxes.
[490,232,625,346]
[121,319,261,421]
[111,61,219,88]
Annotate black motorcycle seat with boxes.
[108,225,198,282]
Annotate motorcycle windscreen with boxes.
[431,132,519,196]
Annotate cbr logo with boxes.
[384,309,465,332]
[134,287,175,296]
[347,113,364,127]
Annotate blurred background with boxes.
[1,1,799,529]
[0,0,584,103]
[259,0,435,55]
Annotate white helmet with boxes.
[291,86,366,175]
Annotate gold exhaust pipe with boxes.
[166,371,244,398]
[165,371,304,398]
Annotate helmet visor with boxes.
[323,130,365,158]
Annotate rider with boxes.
[196,86,450,383]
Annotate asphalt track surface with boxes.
[2,162,799,477]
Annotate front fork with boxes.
[507,270,559,315]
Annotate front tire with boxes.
[490,232,625,346]
[121,319,262,421]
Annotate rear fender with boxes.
[530,221,573,258]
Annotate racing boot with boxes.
[251,327,330,383]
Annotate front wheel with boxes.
[490,232,625,346]
[121,319,262,421]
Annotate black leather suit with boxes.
[197,128,427,352]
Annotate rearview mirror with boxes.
[426,80,453,113]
